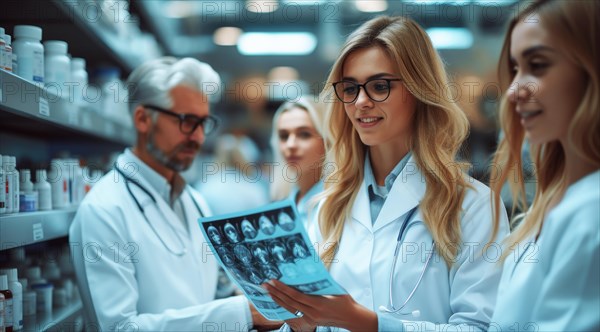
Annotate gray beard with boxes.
[146,131,188,172]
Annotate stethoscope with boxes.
[114,163,204,257]
[378,205,436,318]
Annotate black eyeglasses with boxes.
[332,78,402,104]
[143,105,219,135]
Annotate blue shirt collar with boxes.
[364,151,412,199]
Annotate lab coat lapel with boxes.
[373,157,426,233]
[350,179,373,231]
[185,189,212,234]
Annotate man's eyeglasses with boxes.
[143,105,219,135]
[332,78,402,104]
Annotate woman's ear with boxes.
[133,106,152,133]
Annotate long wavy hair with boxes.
[318,16,471,267]
[490,0,600,261]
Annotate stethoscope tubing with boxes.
[383,205,436,315]
[113,163,204,256]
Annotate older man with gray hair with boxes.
[70,57,278,331]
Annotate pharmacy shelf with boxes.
[52,0,159,73]
[0,207,78,251]
[23,299,83,332]
[0,70,134,145]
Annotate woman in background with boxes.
[490,0,599,330]
[270,96,328,227]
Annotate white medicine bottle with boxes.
[2,155,13,214]
[0,154,5,214]
[35,170,52,211]
[0,269,23,330]
[44,40,70,97]
[11,157,19,213]
[70,57,88,106]
[3,34,13,72]
[19,169,36,213]
[12,25,44,84]
[0,27,6,72]
[93,67,126,121]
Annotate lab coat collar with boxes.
[116,151,192,241]
[350,154,425,233]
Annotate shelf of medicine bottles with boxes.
[52,0,159,72]
[0,70,134,145]
[23,299,83,332]
[0,207,78,251]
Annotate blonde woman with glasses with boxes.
[264,16,509,331]
[490,0,599,330]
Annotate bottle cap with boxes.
[5,34,11,45]
[44,40,68,55]
[26,266,41,281]
[71,58,86,71]
[14,25,43,41]
[0,274,8,289]
[0,268,18,282]
[31,282,53,290]
[19,278,28,290]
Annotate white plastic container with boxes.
[1,290,5,331]
[70,57,88,106]
[0,27,6,72]
[52,288,67,307]
[0,269,23,330]
[0,154,6,214]
[94,67,127,121]
[13,25,44,84]
[48,159,70,208]
[0,275,14,331]
[43,40,70,97]
[19,169,37,212]
[22,291,36,316]
[11,157,19,213]
[3,34,13,72]
[34,170,52,211]
[3,156,13,214]
[25,268,44,287]
[31,283,53,313]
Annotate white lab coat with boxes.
[309,157,510,331]
[69,152,251,331]
[492,170,600,331]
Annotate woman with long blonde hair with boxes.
[265,16,509,331]
[490,0,599,330]
[270,96,328,226]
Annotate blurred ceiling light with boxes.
[246,0,279,13]
[268,66,300,82]
[164,1,199,18]
[238,32,317,55]
[404,0,516,4]
[355,0,388,12]
[214,27,243,46]
[475,0,519,6]
[282,0,327,4]
[426,28,473,49]
[404,0,468,4]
